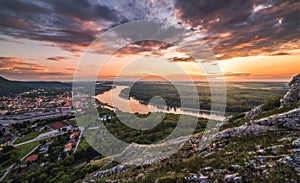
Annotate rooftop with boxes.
[25,155,38,162]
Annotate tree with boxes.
[262,97,281,111]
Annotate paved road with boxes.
[14,130,65,147]
[0,163,15,182]
[0,144,41,181]
[20,144,41,161]
[74,127,84,153]
[3,127,17,146]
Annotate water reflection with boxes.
[96,85,224,121]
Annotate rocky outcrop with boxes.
[216,107,300,139]
[280,74,300,107]
[244,105,262,119]
[92,164,128,179]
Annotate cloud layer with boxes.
[0,0,299,80]
[175,0,300,59]
[0,57,70,79]
[0,0,298,59]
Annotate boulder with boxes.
[292,138,300,147]
[280,74,300,107]
[224,173,239,182]
[216,107,300,139]
[244,105,262,119]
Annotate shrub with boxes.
[261,97,281,111]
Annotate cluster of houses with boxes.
[0,89,74,126]
[0,90,72,116]
[14,154,40,175]
[63,131,80,153]
[13,129,81,175]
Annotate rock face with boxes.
[244,105,262,119]
[216,107,300,139]
[92,165,128,179]
[280,74,300,107]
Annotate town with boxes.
[0,88,102,182]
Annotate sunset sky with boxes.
[0,0,299,81]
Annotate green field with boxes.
[15,141,40,160]
[14,130,46,144]
[77,138,90,151]
[120,81,289,114]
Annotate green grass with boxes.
[92,131,298,182]
[220,102,300,131]
[15,141,40,160]
[14,130,47,144]
[77,138,90,151]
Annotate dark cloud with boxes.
[104,40,198,62]
[47,0,121,22]
[175,0,300,59]
[223,72,252,77]
[34,72,70,77]
[0,0,298,61]
[168,56,196,62]
[47,56,71,62]
[208,72,252,77]
[113,41,172,57]
[0,0,128,56]
[64,68,75,71]
[0,0,48,14]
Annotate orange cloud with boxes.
[0,57,71,80]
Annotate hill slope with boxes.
[81,74,300,182]
[0,76,71,96]
[0,76,32,96]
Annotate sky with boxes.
[0,0,299,81]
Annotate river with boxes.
[96,85,224,121]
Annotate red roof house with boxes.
[25,155,38,162]
[48,121,68,130]
[63,144,72,152]
[70,131,79,138]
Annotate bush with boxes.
[155,175,185,183]
[261,97,281,111]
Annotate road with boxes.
[0,144,41,182]
[13,130,65,147]
[3,127,17,146]
[20,144,41,161]
[1,129,69,180]
[0,163,15,182]
[73,127,84,153]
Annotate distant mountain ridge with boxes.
[0,76,71,96]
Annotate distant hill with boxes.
[23,81,72,89]
[0,76,71,96]
[0,76,32,96]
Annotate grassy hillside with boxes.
[0,76,71,96]
[0,76,32,96]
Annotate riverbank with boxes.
[96,85,225,121]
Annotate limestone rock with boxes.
[216,107,300,139]
[224,173,239,182]
[280,74,300,107]
[244,105,262,119]
[92,165,127,179]
[292,138,300,147]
